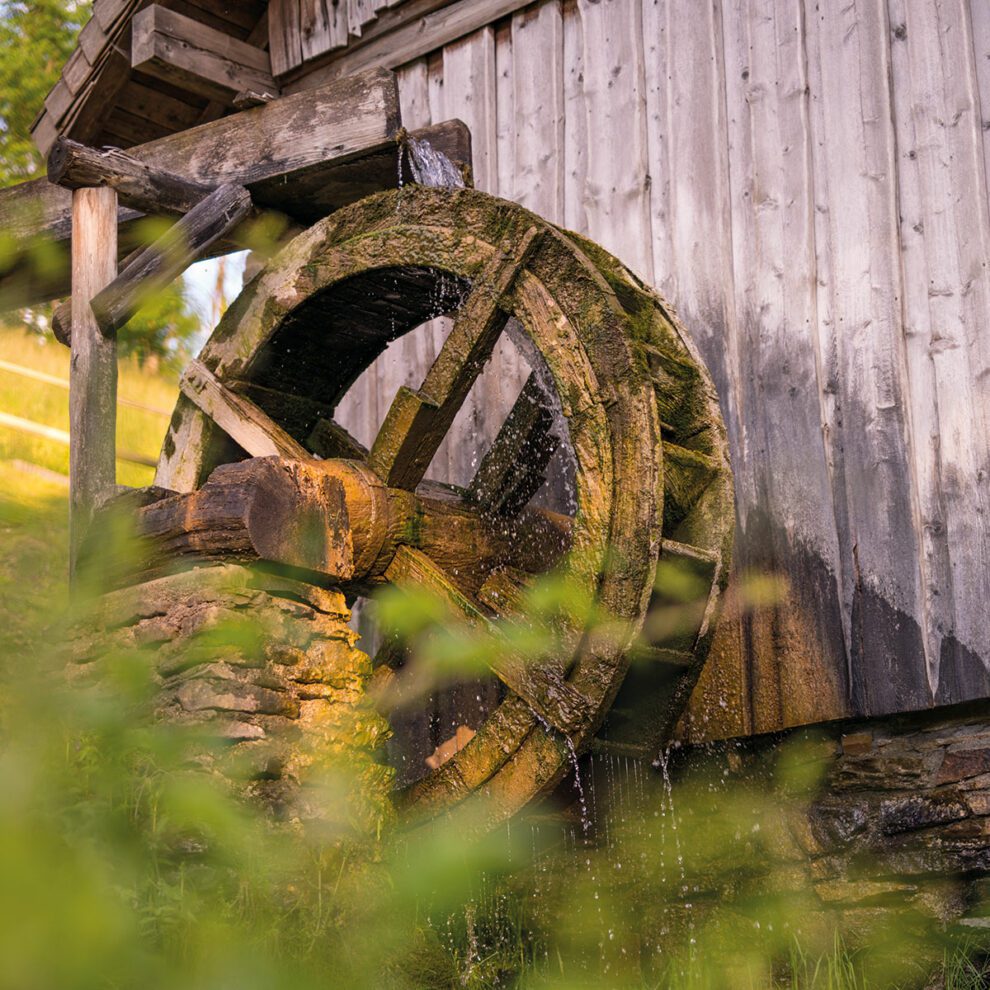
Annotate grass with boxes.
[0,460,67,658]
[0,325,177,488]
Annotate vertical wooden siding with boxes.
[336,0,990,739]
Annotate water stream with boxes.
[403,134,466,190]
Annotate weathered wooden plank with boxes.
[17,67,398,231]
[494,20,513,198]
[132,4,277,104]
[77,15,109,65]
[439,26,497,194]
[716,0,849,729]
[304,0,347,63]
[561,0,587,230]
[61,47,94,97]
[283,0,536,89]
[179,360,310,460]
[509,1,564,222]
[888,0,990,702]
[92,183,253,333]
[1,69,400,307]
[58,22,139,151]
[268,0,303,77]
[48,136,215,213]
[44,80,75,129]
[577,0,653,281]
[804,0,927,714]
[640,0,748,739]
[117,78,206,132]
[975,0,990,210]
[347,0,376,39]
[69,186,119,579]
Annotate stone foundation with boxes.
[70,563,393,834]
[669,701,990,935]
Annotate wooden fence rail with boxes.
[0,409,157,468]
[0,358,172,416]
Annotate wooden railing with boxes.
[0,358,166,468]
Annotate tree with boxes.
[0,0,90,188]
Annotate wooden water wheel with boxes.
[97,186,732,829]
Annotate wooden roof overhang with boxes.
[30,0,543,158]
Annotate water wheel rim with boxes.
[154,187,732,827]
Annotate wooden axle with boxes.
[116,455,571,593]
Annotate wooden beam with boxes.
[132,5,278,106]
[368,228,542,489]
[46,139,304,343]
[178,360,311,460]
[0,69,400,308]
[93,183,253,334]
[282,0,539,90]
[69,186,118,580]
[48,136,214,214]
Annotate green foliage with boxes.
[0,1,90,186]
[116,280,201,371]
[0,473,986,988]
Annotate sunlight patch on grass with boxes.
[0,326,178,487]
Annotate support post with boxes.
[69,185,118,581]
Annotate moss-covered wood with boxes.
[141,186,733,827]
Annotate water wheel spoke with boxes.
[476,566,532,616]
[385,547,590,736]
[661,440,719,525]
[307,417,368,460]
[368,227,543,489]
[180,360,310,460]
[646,538,722,650]
[468,372,560,518]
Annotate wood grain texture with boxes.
[577,0,653,282]
[179,360,310,460]
[92,183,254,333]
[2,69,400,307]
[69,186,119,578]
[152,185,731,814]
[131,4,276,104]
[38,0,990,732]
[887,0,990,704]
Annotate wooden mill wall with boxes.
[331,0,990,740]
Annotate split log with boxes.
[90,184,253,334]
[0,69,403,309]
[47,139,303,343]
[178,360,311,460]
